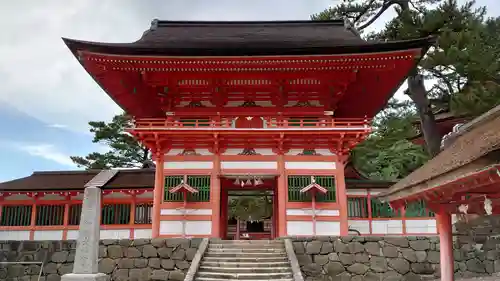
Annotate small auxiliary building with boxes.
[0,20,437,240]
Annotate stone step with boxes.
[207,248,286,253]
[195,278,293,281]
[203,256,289,263]
[205,252,287,258]
[211,240,284,245]
[201,261,291,268]
[197,271,293,279]
[209,244,285,249]
[199,266,291,273]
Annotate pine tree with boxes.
[70,113,151,169]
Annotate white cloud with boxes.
[16,143,76,167]
[47,123,68,129]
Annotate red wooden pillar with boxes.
[436,211,454,281]
[211,153,222,238]
[152,153,165,238]
[220,189,228,239]
[336,159,348,236]
[277,154,287,237]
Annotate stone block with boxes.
[364,242,381,256]
[347,263,369,275]
[388,258,410,275]
[385,237,409,248]
[306,241,323,255]
[370,256,388,272]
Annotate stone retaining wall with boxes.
[288,236,500,281]
[0,238,201,281]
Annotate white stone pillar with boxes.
[62,186,107,281]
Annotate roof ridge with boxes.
[151,19,346,29]
[33,170,100,175]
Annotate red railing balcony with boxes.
[133,118,371,130]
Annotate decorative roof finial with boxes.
[150,19,159,31]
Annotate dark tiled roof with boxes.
[380,104,500,201]
[63,20,435,56]
[0,169,154,191]
[0,166,390,191]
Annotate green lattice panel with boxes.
[348,197,369,218]
[287,175,336,202]
[0,205,32,226]
[180,119,210,127]
[405,200,435,217]
[101,204,131,225]
[371,198,401,218]
[36,205,64,226]
[164,175,211,202]
[288,118,319,127]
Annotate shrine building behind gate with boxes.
[0,20,437,240]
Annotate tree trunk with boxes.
[407,74,442,157]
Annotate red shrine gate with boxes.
[63,20,434,238]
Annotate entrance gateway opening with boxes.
[219,175,278,240]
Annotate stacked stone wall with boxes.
[288,236,500,281]
[0,238,200,281]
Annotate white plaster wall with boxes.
[100,229,131,239]
[285,162,336,170]
[221,161,277,169]
[103,192,130,199]
[368,189,386,195]
[287,221,313,236]
[285,149,304,156]
[71,194,84,200]
[0,230,30,240]
[315,149,335,156]
[39,194,65,200]
[316,221,341,235]
[346,190,369,196]
[33,230,63,240]
[406,219,437,234]
[5,194,31,200]
[164,161,213,169]
[371,220,403,234]
[136,191,154,199]
[286,209,339,216]
[161,209,212,215]
[159,220,212,236]
[166,149,184,155]
[348,220,371,234]
[67,230,79,240]
[134,229,153,238]
[160,221,183,235]
[166,149,212,156]
[186,221,212,235]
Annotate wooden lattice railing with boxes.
[133,117,371,129]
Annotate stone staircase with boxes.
[195,240,294,281]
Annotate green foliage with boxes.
[228,195,272,221]
[70,113,151,169]
[352,99,430,180]
[313,0,500,180]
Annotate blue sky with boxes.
[0,0,499,182]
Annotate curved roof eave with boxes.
[62,36,436,57]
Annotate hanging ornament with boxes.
[484,196,493,215]
[458,204,469,214]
